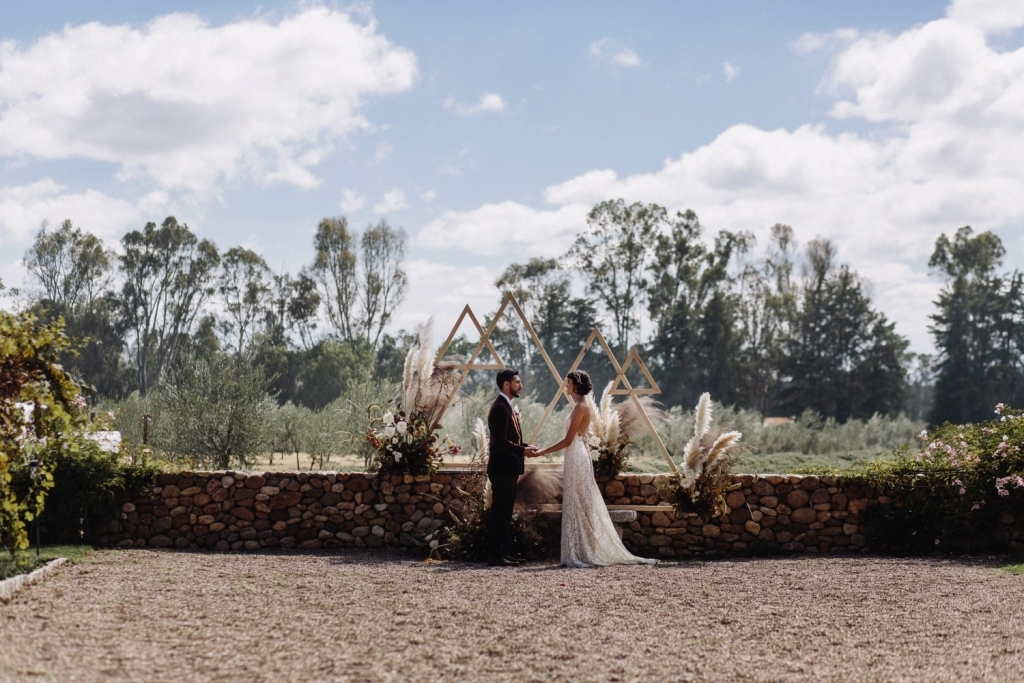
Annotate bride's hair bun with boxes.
[566,370,593,396]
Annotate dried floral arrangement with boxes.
[674,392,744,517]
[364,322,460,476]
[586,382,665,477]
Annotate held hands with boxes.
[525,446,543,458]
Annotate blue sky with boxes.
[2,1,1023,352]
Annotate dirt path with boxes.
[1,550,1022,682]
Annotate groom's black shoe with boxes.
[487,557,518,567]
[505,554,525,564]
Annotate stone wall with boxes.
[101,471,465,551]
[598,472,872,557]
[101,469,1024,555]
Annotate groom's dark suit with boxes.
[487,394,529,561]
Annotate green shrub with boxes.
[1,311,73,553]
[10,436,164,544]
[858,404,1024,554]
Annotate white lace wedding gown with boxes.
[561,418,658,568]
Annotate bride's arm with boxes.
[535,405,587,457]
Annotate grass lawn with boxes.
[1004,554,1024,576]
[1,545,94,580]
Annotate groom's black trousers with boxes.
[487,474,519,560]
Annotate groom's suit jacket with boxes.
[487,395,528,478]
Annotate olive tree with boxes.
[157,353,274,469]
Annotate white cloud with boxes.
[340,189,366,212]
[723,61,739,81]
[421,190,437,200]
[791,28,859,54]
[416,201,587,257]
[373,189,407,214]
[0,8,418,195]
[826,17,1024,125]
[438,164,463,176]
[613,49,642,68]
[946,0,1024,32]
[589,38,642,68]
[373,140,394,164]
[428,5,1024,351]
[392,259,500,334]
[443,92,506,116]
[0,179,146,246]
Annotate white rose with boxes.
[590,449,599,457]
[382,411,395,426]
[588,435,601,448]
[396,421,408,435]
[384,425,396,438]
[391,437,398,444]
[395,452,403,461]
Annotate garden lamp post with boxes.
[28,459,40,558]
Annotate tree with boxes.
[292,339,375,410]
[157,352,275,469]
[21,221,135,400]
[644,209,749,407]
[360,220,408,348]
[261,270,321,351]
[23,220,113,313]
[903,353,936,422]
[27,298,138,401]
[493,258,598,397]
[929,227,1024,424]
[218,247,271,356]
[567,200,659,355]
[117,217,220,396]
[735,224,800,413]
[779,239,908,421]
[313,217,408,349]
[313,217,358,341]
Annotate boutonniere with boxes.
[512,406,522,419]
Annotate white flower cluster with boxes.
[381,411,410,461]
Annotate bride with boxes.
[533,370,658,568]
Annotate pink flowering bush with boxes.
[860,404,1024,553]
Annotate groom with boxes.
[486,368,538,566]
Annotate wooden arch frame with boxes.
[431,293,677,473]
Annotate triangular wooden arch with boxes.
[533,327,677,473]
[430,293,565,432]
[609,348,661,396]
[429,294,677,474]
[434,304,504,371]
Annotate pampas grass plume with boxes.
[473,417,489,462]
[694,392,712,441]
[704,431,742,472]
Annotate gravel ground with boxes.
[1,550,1022,682]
